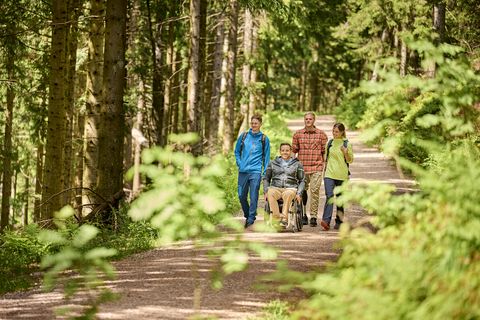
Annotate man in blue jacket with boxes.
[234,114,271,229]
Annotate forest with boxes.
[0,0,479,319]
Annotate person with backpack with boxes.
[292,112,328,227]
[263,143,305,228]
[234,114,271,229]
[320,122,354,231]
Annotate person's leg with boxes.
[303,174,311,217]
[281,189,297,222]
[334,180,345,229]
[237,173,250,220]
[321,177,335,230]
[267,187,282,221]
[308,172,323,226]
[247,173,262,224]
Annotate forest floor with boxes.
[0,115,416,320]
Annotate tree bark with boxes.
[187,0,202,154]
[96,0,127,204]
[42,0,69,220]
[132,79,146,198]
[83,0,105,213]
[205,11,225,154]
[1,31,15,231]
[63,0,82,205]
[146,0,166,145]
[239,8,253,133]
[248,21,258,119]
[222,0,239,153]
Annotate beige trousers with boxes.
[304,172,323,219]
[267,187,297,221]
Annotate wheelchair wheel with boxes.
[295,202,303,232]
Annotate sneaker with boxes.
[309,217,317,227]
[320,220,330,231]
[244,220,254,229]
[333,222,342,230]
[302,215,308,225]
[279,220,287,229]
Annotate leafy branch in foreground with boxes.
[38,206,118,319]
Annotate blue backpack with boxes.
[326,139,350,176]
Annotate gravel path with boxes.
[0,115,416,320]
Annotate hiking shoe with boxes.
[302,215,308,225]
[244,220,254,229]
[309,217,317,227]
[333,222,342,230]
[280,220,287,228]
[320,220,330,231]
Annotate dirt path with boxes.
[0,115,416,320]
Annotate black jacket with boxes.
[263,157,305,195]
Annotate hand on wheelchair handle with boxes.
[296,195,302,203]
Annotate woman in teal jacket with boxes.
[320,123,353,231]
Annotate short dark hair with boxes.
[279,143,292,150]
[251,114,263,123]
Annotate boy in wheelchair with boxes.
[263,143,305,230]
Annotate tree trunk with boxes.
[83,0,105,213]
[96,0,127,203]
[42,0,69,220]
[146,0,166,145]
[205,11,225,154]
[248,22,258,119]
[34,141,44,222]
[399,37,408,77]
[217,34,229,145]
[172,49,181,134]
[222,0,239,153]
[24,176,29,226]
[299,60,307,111]
[371,28,388,82]
[74,112,85,217]
[63,0,82,205]
[187,0,202,154]
[425,2,446,78]
[239,8,253,133]
[1,33,15,231]
[132,79,146,198]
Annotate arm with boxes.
[296,164,305,196]
[263,137,271,175]
[292,132,299,154]
[234,134,243,167]
[342,143,354,163]
[263,162,272,196]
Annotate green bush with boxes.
[285,41,480,320]
[334,88,369,129]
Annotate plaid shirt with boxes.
[292,127,328,173]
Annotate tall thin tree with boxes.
[96,0,127,203]
[41,0,69,220]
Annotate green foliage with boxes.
[249,299,291,320]
[0,224,49,293]
[262,111,294,152]
[286,41,480,320]
[337,42,480,164]
[86,205,157,259]
[38,206,118,319]
[215,154,241,216]
[334,88,369,128]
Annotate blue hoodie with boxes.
[234,129,271,175]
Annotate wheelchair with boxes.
[264,194,305,232]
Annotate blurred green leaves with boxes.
[38,206,117,318]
